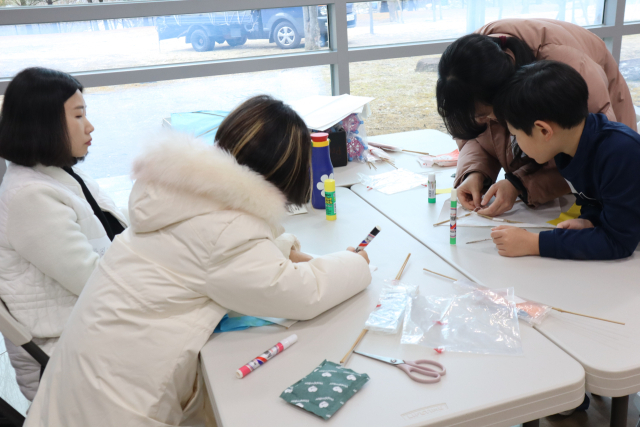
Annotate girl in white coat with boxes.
[25,95,372,427]
[0,68,128,401]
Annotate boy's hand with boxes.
[557,219,594,230]
[457,172,485,210]
[490,225,540,257]
[477,179,519,217]
[289,250,313,263]
[347,246,370,264]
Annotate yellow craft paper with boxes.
[547,204,581,226]
[436,188,452,195]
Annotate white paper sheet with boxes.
[436,198,560,228]
[288,94,375,131]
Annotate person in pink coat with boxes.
[437,18,636,217]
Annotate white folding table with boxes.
[351,182,640,427]
[200,188,585,427]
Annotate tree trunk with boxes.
[302,6,321,51]
[388,0,398,21]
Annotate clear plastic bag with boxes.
[340,113,368,163]
[401,280,523,355]
[418,149,459,168]
[455,280,553,326]
[365,280,418,334]
[358,168,429,194]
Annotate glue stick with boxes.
[450,189,457,245]
[325,179,336,221]
[428,173,436,204]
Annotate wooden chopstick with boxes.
[433,212,471,227]
[422,268,458,282]
[466,238,492,244]
[552,307,625,325]
[402,149,430,155]
[341,253,411,365]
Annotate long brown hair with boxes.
[215,95,311,205]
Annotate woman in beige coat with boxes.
[437,18,636,216]
[24,96,372,426]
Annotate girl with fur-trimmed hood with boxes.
[24,95,372,427]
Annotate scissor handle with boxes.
[396,364,441,384]
[405,359,446,376]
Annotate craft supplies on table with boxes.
[355,226,381,253]
[358,168,429,194]
[353,351,446,384]
[450,189,457,245]
[237,334,298,379]
[280,360,370,420]
[324,179,336,221]
[428,173,436,203]
[435,197,561,228]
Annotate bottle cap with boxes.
[310,132,329,142]
[428,172,435,180]
[324,179,336,193]
[280,334,298,350]
[451,188,457,202]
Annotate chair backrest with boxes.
[0,300,31,347]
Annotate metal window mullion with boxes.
[0,0,321,26]
[328,1,349,95]
[601,0,626,63]
[0,51,338,94]
[348,40,454,63]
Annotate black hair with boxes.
[0,68,83,167]
[493,60,589,136]
[215,95,312,206]
[436,33,536,140]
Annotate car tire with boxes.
[274,21,301,49]
[226,36,248,47]
[191,29,214,52]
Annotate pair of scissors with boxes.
[353,351,446,384]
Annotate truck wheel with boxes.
[191,29,214,52]
[274,21,301,49]
[227,36,248,47]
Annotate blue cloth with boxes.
[170,110,229,145]
[214,314,274,333]
[539,113,640,260]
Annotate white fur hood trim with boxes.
[130,132,288,230]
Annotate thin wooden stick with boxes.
[466,238,492,244]
[402,149,430,155]
[423,268,458,282]
[395,253,411,280]
[475,213,523,224]
[433,212,471,226]
[552,307,625,326]
[342,254,411,365]
[340,329,367,364]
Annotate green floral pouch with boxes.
[280,360,370,420]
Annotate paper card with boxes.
[436,198,560,228]
[287,204,308,216]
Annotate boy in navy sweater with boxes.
[491,60,640,260]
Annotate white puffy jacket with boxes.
[0,162,128,401]
[25,133,372,427]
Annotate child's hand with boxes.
[557,219,594,230]
[457,172,485,210]
[490,225,540,257]
[347,246,370,264]
[289,250,313,263]
[477,179,519,217]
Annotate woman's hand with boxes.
[490,225,540,257]
[289,249,313,263]
[477,179,519,217]
[457,172,485,210]
[557,219,594,230]
[347,246,370,264]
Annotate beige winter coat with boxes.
[24,133,372,427]
[454,18,637,206]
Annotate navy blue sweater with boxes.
[539,113,640,260]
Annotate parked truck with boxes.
[155,5,356,52]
